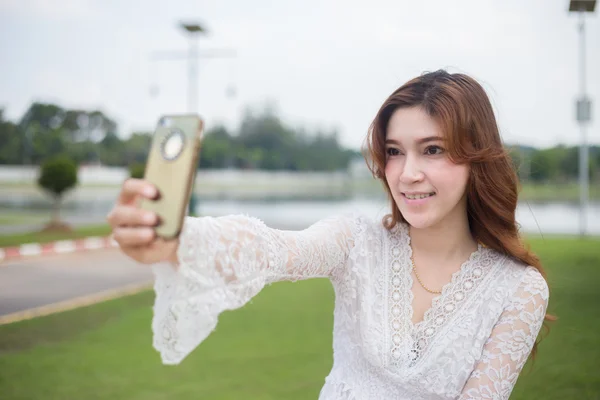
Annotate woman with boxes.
[107,70,551,399]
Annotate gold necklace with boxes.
[409,240,486,295]
[410,251,442,295]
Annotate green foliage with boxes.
[0,110,21,164]
[530,149,560,182]
[2,102,600,181]
[37,155,78,197]
[128,162,146,179]
[198,109,355,171]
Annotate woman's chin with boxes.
[400,213,438,230]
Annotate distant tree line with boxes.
[0,103,357,172]
[508,144,599,183]
[0,102,599,182]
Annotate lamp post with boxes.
[149,21,236,216]
[180,22,205,216]
[180,22,205,118]
[568,0,595,237]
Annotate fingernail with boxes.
[144,186,157,198]
[144,213,157,224]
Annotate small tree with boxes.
[128,162,146,179]
[37,155,78,226]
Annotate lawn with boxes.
[0,224,112,248]
[0,213,47,226]
[0,236,598,399]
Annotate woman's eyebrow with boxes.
[385,136,444,145]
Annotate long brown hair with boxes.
[365,69,554,358]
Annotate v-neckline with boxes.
[402,222,484,330]
[386,221,493,370]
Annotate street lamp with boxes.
[568,0,595,237]
[180,22,207,115]
[179,22,207,216]
[149,21,236,216]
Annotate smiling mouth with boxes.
[402,192,436,200]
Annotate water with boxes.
[1,190,599,236]
[195,198,600,236]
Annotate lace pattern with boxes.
[150,213,549,399]
[457,267,549,399]
[386,222,505,371]
[152,213,357,364]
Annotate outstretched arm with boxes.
[151,213,358,364]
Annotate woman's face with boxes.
[384,106,470,229]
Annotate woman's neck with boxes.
[407,216,478,267]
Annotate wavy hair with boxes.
[365,69,554,358]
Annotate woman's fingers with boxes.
[112,226,156,247]
[106,205,158,228]
[118,178,158,205]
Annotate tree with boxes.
[19,103,66,131]
[99,131,125,166]
[198,126,234,169]
[560,146,579,179]
[529,149,560,183]
[129,162,146,178]
[0,109,22,164]
[37,156,78,229]
[124,132,153,165]
[237,107,295,170]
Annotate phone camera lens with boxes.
[160,128,186,161]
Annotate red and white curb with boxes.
[0,236,118,263]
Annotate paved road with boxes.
[0,249,154,317]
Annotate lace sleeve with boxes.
[458,266,549,399]
[151,213,358,365]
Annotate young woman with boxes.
[107,70,551,399]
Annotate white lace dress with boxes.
[151,213,549,400]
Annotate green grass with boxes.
[0,236,598,399]
[0,279,335,400]
[0,224,112,247]
[518,182,600,202]
[0,182,120,189]
[0,213,47,226]
[509,235,600,399]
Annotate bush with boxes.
[129,162,146,179]
[37,155,78,225]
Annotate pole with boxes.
[187,33,199,216]
[577,10,589,237]
[149,23,235,216]
[188,35,199,114]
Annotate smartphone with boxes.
[139,114,204,239]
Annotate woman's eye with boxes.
[425,146,444,155]
[386,148,400,156]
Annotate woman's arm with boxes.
[151,213,359,365]
[458,267,549,399]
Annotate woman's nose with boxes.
[399,155,424,183]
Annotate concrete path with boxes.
[0,249,154,322]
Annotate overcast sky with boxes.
[0,0,598,150]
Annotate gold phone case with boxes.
[140,114,203,239]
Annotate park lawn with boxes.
[0,224,112,248]
[0,213,47,226]
[517,182,600,202]
[0,236,598,399]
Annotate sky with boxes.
[0,0,598,151]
